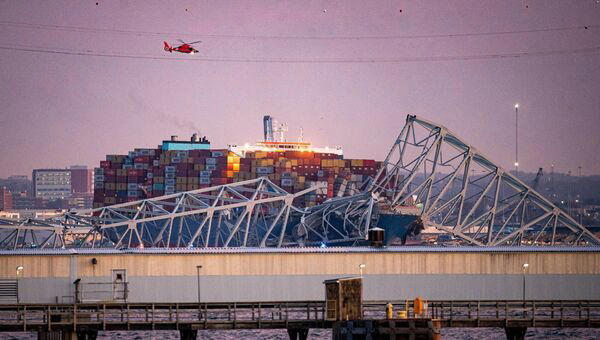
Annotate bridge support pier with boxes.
[179,329,198,340]
[37,330,97,340]
[504,326,527,340]
[287,327,309,340]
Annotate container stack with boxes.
[94,144,380,209]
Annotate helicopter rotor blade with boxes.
[187,40,202,45]
[177,39,186,44]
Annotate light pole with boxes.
[578,166,583,226]
[522,263,529,301]
[16,266,23,304]
[514,103,519,178]
[196,265,202,305]
[359,264,366,278]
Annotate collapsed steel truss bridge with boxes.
[1,115,598,249]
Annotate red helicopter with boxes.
[163,39,201,54]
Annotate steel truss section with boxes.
[286,192,375,247]
[1,115,598,249]
[369,115,600,246]
[0,178,366,249]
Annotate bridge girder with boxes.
[369,115,600,246]
[1,115,597,249]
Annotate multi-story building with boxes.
[11,191,39,210]
[0,187,12,211]
[7,175,28,182]
[32,169,72,201]
[69,192,94,209]
[70,165,93,193]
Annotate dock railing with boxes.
[0,300,599,332]
[74,281,129,303]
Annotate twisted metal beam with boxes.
[1,115,597,249]
[0,177,370,249]
[369,115,600,246]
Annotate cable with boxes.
[0,20,598,40]
[1,44,599,63]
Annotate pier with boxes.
[0,300,599,339]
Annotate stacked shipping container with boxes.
[94,146,379,209]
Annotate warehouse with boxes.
[1,247,598,304]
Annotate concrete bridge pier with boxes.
[179,329,198,340]
[504,326,527,340]
[37,330,98,340]
[287,327,309,340]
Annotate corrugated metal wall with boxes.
[1,251,599,303]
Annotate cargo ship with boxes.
[92,116,420,245]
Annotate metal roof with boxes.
[0,246,599,256]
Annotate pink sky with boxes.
[1,0,599,177]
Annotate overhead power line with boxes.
[0,20,598,40]
[1,44,599,63]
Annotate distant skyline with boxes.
[1,0,599,177]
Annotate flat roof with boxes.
[0,246,599,256]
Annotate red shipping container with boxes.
[211,178,228,185]
[364,160,376,167]
[176,163,191,171]
[104,169,116,176]
[116,176,127,183]
[104,175,116,182]
[100,161,111,169]
[127,169,144,177]
[176,169,188,176]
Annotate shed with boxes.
[324,277,363,321]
